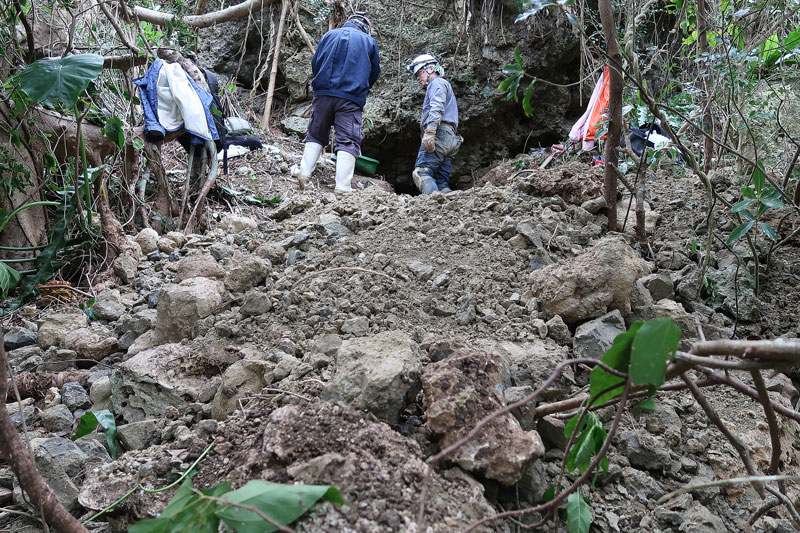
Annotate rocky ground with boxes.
[3,143,800,533]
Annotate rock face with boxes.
[529,235,650,323]
[422,348,545,485]
[322,330,424,423]
[155,277,226,342]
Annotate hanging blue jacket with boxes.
[311,22,380,108]
[133,59,219,146]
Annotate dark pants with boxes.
[415,124,462,190]
[304,95,363,158]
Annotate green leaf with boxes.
[129,478,231,533]
[522,83,535,117]
[17,54,104,108]
[565,413,606,474]
[760,195,784,209]
[588,323,642,407]
[514,45,523,69]
[217,480,344,533]
[632,397,658,415]
[726,220,754,244]
[0,262,22,298]
[752,165,766,193]
[730,199,755,213]
[542,485,556,502]
[498,74,519,92]
[629,318,680,388]
[758,221,778,242]
[72,409,117,458]
[740,186,756,199]
[102,115,125,149]
[567,492,592,533]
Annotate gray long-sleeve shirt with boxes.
[420,76,458,131]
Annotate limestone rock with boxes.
[573,309,627,359]
[422,349,545,485]
[545,315,572,345]
[174,254,225,283]
[111,343,208,422]
[529,235,650,323]
[60,325,118,361]
[323,330,424,423]
[3,326,37,350]
[706,265,760,322]
[640,272,675,301]
[61,382,91,411]
[223,252,269,293]
[220,214,257,233]
[240,290,272,316]
[135,228,159,254]
[92,289,127,321]
[211,358,271,420]
[38,311,88,350]
[156,277,226,342]
[40,405,74,433]
[113,253,139,284]
[407,260,434,281]
[117,419,164,450]
[29,438,88,511]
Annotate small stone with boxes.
[240,291,272,316]
[456,294,476,326]
[113,253,139,284]
[197,419,218,436]
[220,214,257,233]
[530,319,548,338]
[40,405,74,433]
[580,196,608,214]
[89,376,112,407]
[341,316,369,336]
[545,315,572,345]
[4,326,37,350]
[135,228,159,254]
[61,383,91,412]
[407,260,434,281]
[147,251,161,261]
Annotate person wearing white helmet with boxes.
[406,53,461,195]
[293,11,380,194]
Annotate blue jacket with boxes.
[133,59,219,145]
[311,22,380,108]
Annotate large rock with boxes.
[110,343,209,422]
[25,438,88,511]
[223,252,269,293]
[37,311,88,350]
[322,330,424,424]
[155,277,226,342]
[573,309,627,359]
[521,162,603,204]
[40,404,74,433]
[113,252,139,284]
[472,338,568,391]
[174,253,226,283]
[529,235,650,323]
[422,349,545,485]
[60,324,118,361]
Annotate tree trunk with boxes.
[131,0,278,28]
[598,0,623,232]
[261,0,290,130]
[697,0,714,172]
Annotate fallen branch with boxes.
[659,475,800,504]
[130,0,278,29]
[690,338,800,361]
[0,329,89,533]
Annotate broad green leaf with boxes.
[730,199,755,213]
[739,209,755,222]
[752,165,766,193]
[129,478,231,533]
[498,74,520,92]
[514,45,523,69]
[542,485,557,502]
[567,492,592,533]
[0,262,21,298]
[588,323,642,407]
[501,64,523,75]
[217,480,344,533]
[758,221,778,242]
[565,413,606,474]
[72,409,117,459]
[629,318,680,388]
[17,54,104,108]
[760,195,784,209]
[740,186,756,199]
[726,220,754,244]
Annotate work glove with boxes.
[422,127,437,152]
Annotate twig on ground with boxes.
[659,475,800,504]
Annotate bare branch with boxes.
[129,0,278,29]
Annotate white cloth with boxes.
[156,62,213,140]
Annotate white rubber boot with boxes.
[334,151,356,194]
[294,142,323,189]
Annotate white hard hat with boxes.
[406,54,439,76]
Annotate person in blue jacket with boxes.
[293,12,380,194]
[406,54,461,195]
